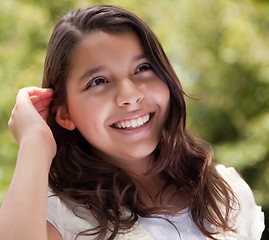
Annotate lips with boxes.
[111,113,152,130]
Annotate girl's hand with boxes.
[8,87,56,159]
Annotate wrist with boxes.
[18,134,56,171]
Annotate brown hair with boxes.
[43,4,237,240]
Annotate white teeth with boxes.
[143,115,147,122]
[137,118,143,126]
[114,114,151,129]
[126,121,131,128]
[131,119,137,128]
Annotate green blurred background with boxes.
[0,0,268,238]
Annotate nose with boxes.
[115,78,144,107]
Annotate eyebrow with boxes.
[78,53,148,82]
[79,66,106,82]
[134,53,147,62]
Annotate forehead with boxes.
[70,30,144,66]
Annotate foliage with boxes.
[0,0,268,237]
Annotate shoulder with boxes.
[216,164,253,201]
[216,164,260,211]
[215,164,264,239]
[47,189,98,240]
[47,189,155,240]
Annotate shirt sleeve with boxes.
[46,189,100,240]
[216,165,265,239]
[47,189,65,238]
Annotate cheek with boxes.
[150,79,170,110]
[70,101,102,128]
[68,97,114,142]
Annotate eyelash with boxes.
[84,63,152,90]
[85,77,108,89]
[135,63,152,74]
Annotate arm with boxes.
[0,87,59,240]
[47,222,63,240]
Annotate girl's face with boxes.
[57,30,170,173]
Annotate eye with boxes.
[136,63,152,74]
[86,77,108,89]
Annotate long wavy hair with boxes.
[43,4,237,240]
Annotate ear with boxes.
[55,105,76,131]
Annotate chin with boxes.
[125,145,156,161]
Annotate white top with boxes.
[47,165,265,240]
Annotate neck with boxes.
[122,157,153,176]
[92,146,155,176]
[132,173,189,211]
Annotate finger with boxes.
[17,87,54,105]
[30,93,54,104]
[38,106,50,120]
[16,88,33,105]
[30,95,54,112]
[20,87,54,98]
[33,88,54,99]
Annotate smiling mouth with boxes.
[111,113,153,130]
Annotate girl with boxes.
[0,4,264,240]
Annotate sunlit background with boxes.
[0,0,268,238]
